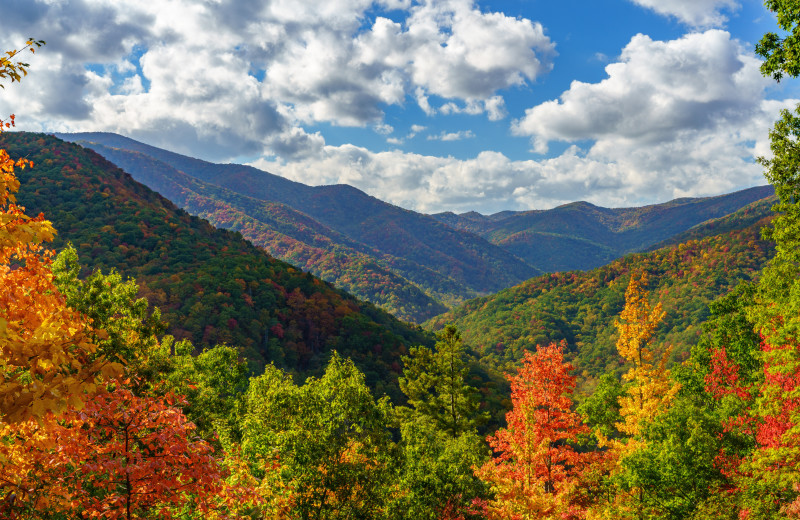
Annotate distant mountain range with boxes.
[57,132,774,323]
[431,185,774,272]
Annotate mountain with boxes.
[53,132,773,329]
[57,132,540,322]
[431,185,775,273]
[644,194,776,251]
[64,142,450,322]
[3,132,433,400]
[426,212,775,395]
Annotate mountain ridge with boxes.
[58,132,541,321]
[56,131,774,325]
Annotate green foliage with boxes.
[399,325,488,438]
[388,419,488,520]
[167,342,250,443]
[754,105,800,343]
[578,373,623,438]
[241,353,395,519]
[428,222,774,394]
[51,244,165,366]
[757,0,800,81]
[614,396,730,520]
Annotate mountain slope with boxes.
[426,213,775,394]
[57,132,540,320]
[71,143,448,322]
[432,186,775,272]
[4,132,433,400]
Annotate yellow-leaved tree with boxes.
[614,273,679,437]
[0,40,122,513]
[591,273,681,519]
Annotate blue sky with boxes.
[1,0,796,213]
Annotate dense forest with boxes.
[5,3,800,519]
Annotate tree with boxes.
[399,325,486,438]
[51,244,166,369]
[477,342,595,520]
[0,97,120,425]
[756,0,800,81]
[167,342,250,443]
[590,274,680,520]
[614,273,679,438]
[389,419,488,520]
[241,353,394,519]
[4,382,225,519]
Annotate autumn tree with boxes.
[614,273,679,438]
[5,382,226,519]
[0,41,121,426]
[477,341,594,520]
[587,274,681,520]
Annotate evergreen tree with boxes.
[398,324,487,438]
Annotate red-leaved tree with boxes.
[10,381,225,519]
[476,341,595,520]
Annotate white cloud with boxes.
[629,0,739,27]
[439,96,507,120]
[404,0,555,100]
[244,30,791,214]
[0,0,553,163]
[374,123,394,135]
[514,30,775,159]
[427,130,475,141]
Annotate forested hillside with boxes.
[427,214,775,393]
[2,131,432,399]
[66,141,449,322]
[59,132,540,319]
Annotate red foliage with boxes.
[477,342,594,518]
[705,347,752,401]
[44,382,223,519]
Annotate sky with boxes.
[1,0,798,214]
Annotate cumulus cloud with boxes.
[0,0,553,163]
[511,30,787,202]
[629,0,739,27]
[514,31,766,150]
[244,30,792,214]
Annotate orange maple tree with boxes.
[0,114,120,424]
[477,341,594,520]
[7,382,226,519]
